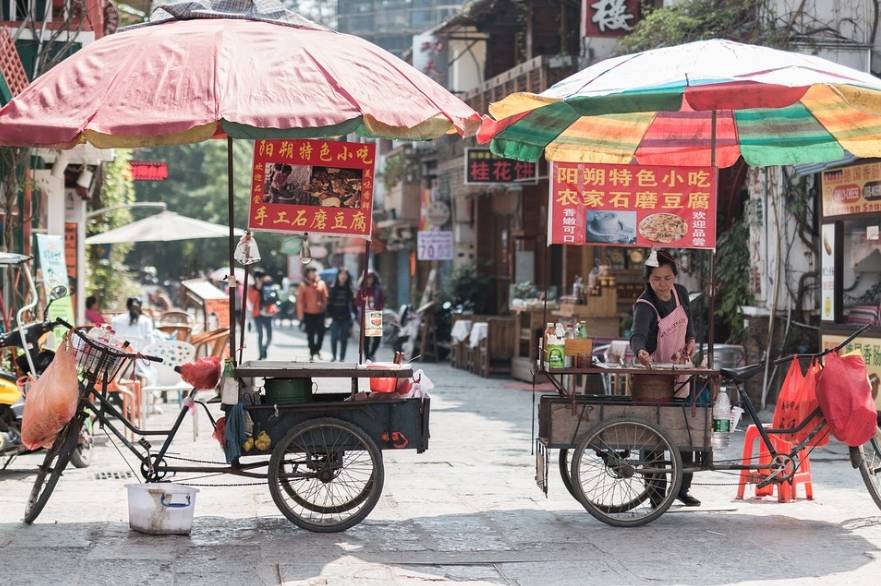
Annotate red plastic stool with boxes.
[736,424,813,502]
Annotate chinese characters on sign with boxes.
[464,148,537,185]
[248,139,376,239]
[417,231,454,261]
[821,161,881,217]
[822,335,881,410]
[583,0,640,37]
[549,161,718,249]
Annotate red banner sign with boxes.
[248,139,376,239]
[549,162,718,249]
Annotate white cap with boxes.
[646,249,659,267]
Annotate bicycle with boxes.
[537,323,881,527]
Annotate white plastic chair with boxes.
[141,341,196,423]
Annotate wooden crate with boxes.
[538,395,711,451]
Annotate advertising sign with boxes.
[821,223,836,321]
[465,148,537,185]
[364,310,383,337]
[582,0,641,37]
[549,161,718,249]
[36,234,76,326]
[822,334,881,410]
[417,231,454,261]
[249,139,375,239]
[821,161,881,217]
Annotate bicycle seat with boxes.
[720,363,763,383]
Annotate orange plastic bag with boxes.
[772,358,803,429]
[791,359,828,447]
[21,337,79,450]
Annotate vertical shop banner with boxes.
[36,234,76,325]
[822,335,881,410]
[549,162,718,249]
[821,161,881,217]
[249,139,376,239]
[821,223,836,321]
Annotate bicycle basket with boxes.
[71,332,130,383]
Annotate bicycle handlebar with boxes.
[54,318,163,363]
[773,323,873,365]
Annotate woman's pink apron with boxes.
[636,286,690,399]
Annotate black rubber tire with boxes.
[859,427,881,511]
[268,417,384,533]
[570,417,682,528]
[23,413,84,524]
[559,449,577,499]
[69,424,93,469]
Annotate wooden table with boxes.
[236,361,414,393]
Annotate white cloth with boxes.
[468,322,489,348]
[111,313,157,346]
[450,320,472,343]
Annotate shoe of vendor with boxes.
[676,491,701,507]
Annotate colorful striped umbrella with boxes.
[478,39,881,168]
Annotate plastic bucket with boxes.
[367,362,404,393]
[125,484,199,535]
[265,378,313,404]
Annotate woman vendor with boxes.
[629,249,700,507]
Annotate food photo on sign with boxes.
[249,139,376,239]
[549,161,718,249]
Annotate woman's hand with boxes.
[685,338,696,359]
[637,349,652,367]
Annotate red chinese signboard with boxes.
[582,0,641,37]
[549,162,718,249]
[248,139,376,239]
[464,148,537,184]
[130,161,169,181]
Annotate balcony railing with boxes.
[462,54,576,115]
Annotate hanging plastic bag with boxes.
[21,336,79,450]
[788,359,829,447]
[817,351,876,447]
[234,231,261,266]
[772,358,803,430]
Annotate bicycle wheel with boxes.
[570,418,682,528]
[859,427,881,511]
[268,417,384,533]
[23,412,84,524]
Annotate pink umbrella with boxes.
[0,2,479,147]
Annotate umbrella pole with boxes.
[239,266,250,364]
[707,111,717,371]
[359,239,370,365]
[227,136,238,365]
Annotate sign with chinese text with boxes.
[64,222,77,281]
[549,161,718,249]
[821,223,835,321]
[417,231,454,261]
[821,161,881,217]
[249,139,376,239]
[465,148,537,185]
[822,334,881,410]
[36,234,76,329]
[583,0,641,37]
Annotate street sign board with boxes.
[417,231,454,261]
[464,148,537,185]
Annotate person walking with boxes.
[357,270,385,361]
[297,267,328,361]
[247,270,279,360]
[327,268,356,362]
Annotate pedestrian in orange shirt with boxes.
[297,267,329,361]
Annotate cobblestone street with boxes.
[1,325,880,585]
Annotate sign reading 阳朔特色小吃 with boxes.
[549,161,718,249]
[249,139,375,239]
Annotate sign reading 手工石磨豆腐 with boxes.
[249,139,375,239]
[549,161,718,250]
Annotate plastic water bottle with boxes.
[712,390,732,448]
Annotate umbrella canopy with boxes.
[0,0,479,148]
[478,39,881,167]
[85,211,245,244]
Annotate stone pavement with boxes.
[1,323,880,585]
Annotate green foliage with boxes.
[131,141,287,279]
[447,261,493,314]
[619,0,788,54]
[715,218,754,343]
[87,150,140,308]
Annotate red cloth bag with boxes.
[816,352,876,447]
[21,337,79,450]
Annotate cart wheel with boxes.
[268,417,384,533]
[859,427,881,511]
[558,449,577,499]
[570,418,682,528]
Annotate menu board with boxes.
[821,161,881,217]
[549,162,718,249]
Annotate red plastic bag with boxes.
[21,337,79,450]
[772,358,804,429]
[816,352,876,447]
[792,359,828,447]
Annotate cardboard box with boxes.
[564,338,593,357]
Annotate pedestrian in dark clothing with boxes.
[357,270,385,361]
[327,268,356,362]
